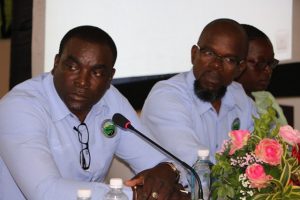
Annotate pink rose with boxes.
[246,163,273,189]
[228,130,250,155]
[255,138,283,165]
[279,125,300,145]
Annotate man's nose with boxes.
[75,70,90,87]
[211,54,224,69]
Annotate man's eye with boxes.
[201,49,214,57]
[93,69,106,77]
[94,71,103,77]
[69,65,78,71]
[256,62,267,68]
[224,57,238,64]
[64,62,79,71]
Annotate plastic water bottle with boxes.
[77,189,92,200]
[104,178,129,200]
[192,149,211,200]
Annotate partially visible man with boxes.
[236,24,287,125]
[141,18,257,165]
[0,26,188,200]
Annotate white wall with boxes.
[32,0,294,79]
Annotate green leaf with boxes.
[269,179,283,191]
[253,193,272,200]
[280,159,291,187]
[283,184,292,195]
[290,185,300,195]
[213,184,235,199]
[287,157,300,173]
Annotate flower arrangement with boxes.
[211,107,300,200]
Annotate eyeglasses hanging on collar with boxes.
[73,123,91,170]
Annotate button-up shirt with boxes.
[141,69,257,165]
[0,73,167,200]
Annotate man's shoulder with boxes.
[105,84,127,99]
[228,81,249,98]
[0,73,50,110]
[227,81,254,107]
[228,81,245,91]
[252,91,275,100]
[151,71,190,95]
[0,73,50,117]
[102,85,133,108]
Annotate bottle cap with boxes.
[109,178,123,188]
[77,189,92,198]
[198,149,209,157]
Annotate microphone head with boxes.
[112,113,131,129]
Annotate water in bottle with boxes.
[104,178,129,200]
[192,149,211,200]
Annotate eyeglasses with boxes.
[73,123,91,170]
[195,44,242,68]
[246,59,279,71]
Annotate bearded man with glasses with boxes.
[141,18,257,165]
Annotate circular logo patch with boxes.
[231,117,240,130]
[101,119,116,137]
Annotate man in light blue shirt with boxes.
[141,19,257,165]
[0,26,188,200]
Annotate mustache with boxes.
[193,80,226,102]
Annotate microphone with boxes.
[112,113,203,200]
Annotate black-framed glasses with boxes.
[195,44,242,68]
[73,123,91,170]
[246,59,279,71]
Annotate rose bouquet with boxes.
[211,107,300,200]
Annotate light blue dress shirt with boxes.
[141,69,257,165]
[0,73,167,200]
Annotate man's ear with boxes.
[235,60,247,79]
[51,54,60,75]
[191,45,198,65]
[110,68,116,80]
[106,68,116,90]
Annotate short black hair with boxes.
[58,25,117,65]
[242,24,270,42]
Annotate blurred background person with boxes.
[236,24,287,125]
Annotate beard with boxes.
[193,79,227,102]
